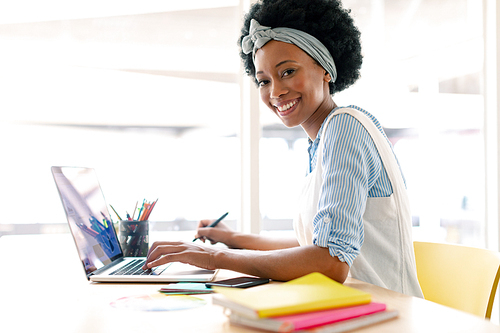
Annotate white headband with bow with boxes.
[241,19,337,83]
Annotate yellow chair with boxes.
[413,241,500,319]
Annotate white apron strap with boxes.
[330,108,421,297]
[330,108,410,224]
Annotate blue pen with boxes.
[193,212,229,242]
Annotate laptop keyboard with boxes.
[109,259,168,276]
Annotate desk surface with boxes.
[1,233,499,333]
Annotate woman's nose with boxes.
[270,81,287,99]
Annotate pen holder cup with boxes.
[119,220,149,257]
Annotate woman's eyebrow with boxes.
[256,60,298,75]
[275,60,298,68]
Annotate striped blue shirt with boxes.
[308,106,395,266]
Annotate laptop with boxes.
[51,166,218,283]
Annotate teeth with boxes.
[277,101,296,112]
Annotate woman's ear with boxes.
[324,72,332,82]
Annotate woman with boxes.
[144,0,423,297]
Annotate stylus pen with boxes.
[192,212,229,242]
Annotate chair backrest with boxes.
[413,241,500,319]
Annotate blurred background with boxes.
[0,0,492,251]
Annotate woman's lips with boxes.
[275,99,299,117]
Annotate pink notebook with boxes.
[229,302,387,332]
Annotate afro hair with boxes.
[238,0,362,95]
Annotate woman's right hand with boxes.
[194,219,238,248]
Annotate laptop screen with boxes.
[52,167,122,276]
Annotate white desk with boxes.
[1,234,499,333]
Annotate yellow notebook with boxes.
[212,272,371,319]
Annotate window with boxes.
[0,2,242,235]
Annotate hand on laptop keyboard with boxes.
[110,259,167,276]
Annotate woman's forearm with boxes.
[214,244,349,283]
[229,232,300,250]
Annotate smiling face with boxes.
[254,40,335,139]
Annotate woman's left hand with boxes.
[142,241,218,271]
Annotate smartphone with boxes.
[205,276,270,288]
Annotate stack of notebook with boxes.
[211,272,398,333]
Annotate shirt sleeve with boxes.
[312,113,383,266]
